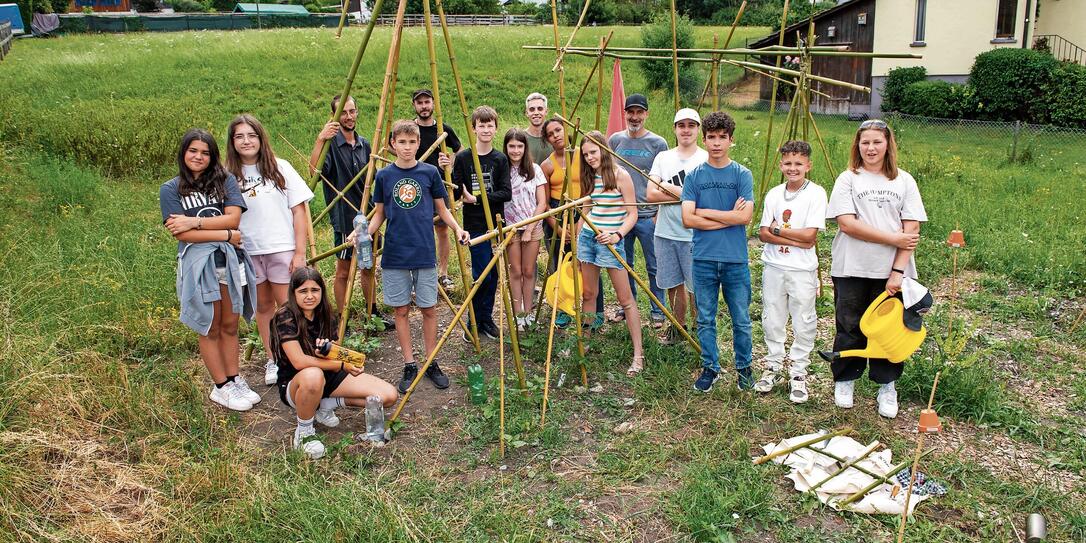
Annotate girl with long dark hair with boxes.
[503,128,548,328]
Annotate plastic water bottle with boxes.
[467,364,486,405]
[353,213,373,270]
[364,395,385,442]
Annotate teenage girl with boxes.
[502,128,548,328]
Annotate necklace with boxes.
[783,179,809,202]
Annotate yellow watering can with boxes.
[544,252,582,316]
[819,292,926,363]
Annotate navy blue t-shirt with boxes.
[680,160,754,264]
[372,161,448,269]
[159,174,246,265]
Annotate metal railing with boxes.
[1034,34,1086,66]
[374,14,537,26]
[0,22,12,61]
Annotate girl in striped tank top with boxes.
[575,131,645,376]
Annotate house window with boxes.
[913,0,927,44]
[995,0,1017,38]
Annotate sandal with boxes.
[626,355,645,377]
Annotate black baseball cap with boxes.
[624,93,649,111]
[412,88,434,101]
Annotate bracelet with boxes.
[614,231,623,241]
[340,361,344,372]
[196,217,202,230]
[225,229,231,242]
[891,267,905,274]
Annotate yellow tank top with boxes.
[547,150,581,200]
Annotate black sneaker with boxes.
[397,363,418,394]
[425,362,450,389]
[693,368,720,393]
[480,321,500,340]
[736,367,755,391]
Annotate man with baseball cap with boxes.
[412,88,463,292]
[608,93,669,326]
[645,108,708,344]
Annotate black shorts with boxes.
[278,368,349,408]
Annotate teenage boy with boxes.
[524,92,553,165]
[680,111,755,393]
[609,93,669,327]
[450,106,512,340]
[310,95,393,329]
[754,140,827,404]
[646,108,707,344]
[363,120,470,394]
[412,88,463,292]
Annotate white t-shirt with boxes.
[649,147,708,242]
[760,180,827,272]
[238,158,315,255]
[825,168,927,279]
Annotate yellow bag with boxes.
[544,253,582,315]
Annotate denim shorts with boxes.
[576,228,626,269]
[383,267,438,308]
[654,235,693,290]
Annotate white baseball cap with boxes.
[673,108,701,125]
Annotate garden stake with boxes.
[557,118,588,385]
[496,214,528,391]
[804,443,898,482]
[388,230,518,427]
[897,371,942,543]
[670,0,679,109]
[946,228,966,340]
[807,440,881,493]
[423,0,481,351]
[837,449,936,507]
[753,427,851,465]
[468,196,592,246]
[308,0,389,191]
[523,45,918,61]
[568,31,614,121]
[547,0,567,117]
[596,35,604,130]
[539,207,573,428]
[498,258,507,458]
[437,282,474,339]
[551,0,593,73]
[533,118,582,327]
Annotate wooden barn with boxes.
[748,0,875,116]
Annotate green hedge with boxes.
[881,66,926,113]
[899,80,977,119]
[1039,63,1086,129]
[969,48,1060,122]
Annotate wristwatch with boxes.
[772,226,781,236]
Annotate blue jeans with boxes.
[692,259,752,373]
[468,229,498,326]
[622,216,666,317]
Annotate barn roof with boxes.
[747,0,868,49]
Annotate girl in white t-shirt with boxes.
[502,129,548,328]
[824,120,927,419]
[225,114,315,387]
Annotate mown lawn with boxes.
[1,26,1085,542]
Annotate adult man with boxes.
[412,88,463,292]
[646,108,708,344]
[309,94,393,329]
[523,92,553,165]
[608,93,669,326]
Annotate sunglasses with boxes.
[859,119,888,129]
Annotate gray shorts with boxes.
[383,267,438,308]
[654,235,693,291]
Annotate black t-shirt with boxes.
[416,122,462,169]
[452,149,512,233]
[320,131,372,234]
[272,308,339,390]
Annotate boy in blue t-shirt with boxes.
[680,111,755,393]
[365,120,469,394]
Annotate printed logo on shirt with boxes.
[393,178,422,209]
[181,192,224,217]
[666,169,688,188]
[240,175,266,196]
[469,172,494,197]
[855,189,902,209]
[618,149,654,159]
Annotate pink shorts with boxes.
[250,251,294,284]
[518,223,544,242]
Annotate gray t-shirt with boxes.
[826,168,927,279]
[649,147,707,241]
[525,132,553,166]
[609,130,668,218]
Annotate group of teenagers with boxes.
[161,89,926,459]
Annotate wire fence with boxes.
[717,97,1086,163]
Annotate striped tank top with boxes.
[583,174,627,234]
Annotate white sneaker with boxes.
[232,377,261,405]
[877,382,899,419]
[264,360,278,385]
[753,370,780,393]
[293,425,326,460]
[834,380,855,409]
[789,377,809,404]
[210,384,253,412]
[315,407,341,428]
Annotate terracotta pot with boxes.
[918,408,942,433]
[946,230,966,248]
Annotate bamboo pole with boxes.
[596,35,604,131]
[417,131,448,163]
[897,372,942,542]
[562,124,588,387]
[437,281,474,338]
[334,0,350,38]
[468,196,593,246]
[423,0,480,352]
[387,230,518,427]
[382,36,402,146]
[569,31,615,121]
[755,0,791,227]
[709,34,719,113]
[522,45,921,59]
[753,427,851,465]
[539,208,572,428]
[551,0,593,72]
[337,249,360,341]
[496,215,528,391]
[498,257,507,458]
[581,215,700,353]
[800,90,836,175]
[308,0,389,191]
[670,0,679,109]
[807,440,881,493]
[547,0,566,117]
[837,449,936,507]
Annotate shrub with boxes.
[1039,63,1086,129]
[132,0,160,12]
[169,0,207,12]
[969,48,1059,121]
[564,0,616,25]
[638,13,703,100]
[881,66,926,113]
[899,80,977,119]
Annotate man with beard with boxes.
[412,88,463,292]
[309,94,393,329]
[523,92,553,165]
[608,93,669,327]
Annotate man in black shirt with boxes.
[412,88,463,292]
[450,106,511,339]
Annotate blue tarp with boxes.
[0,3,26,34]
[233,3,309,14]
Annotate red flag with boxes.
[606,60,627,138]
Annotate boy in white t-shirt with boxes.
[754,140,827,403]
[646,108,707,344]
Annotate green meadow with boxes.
[1,25,1085,542]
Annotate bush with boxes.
[611,0,649,24]
[639,13,703,101]
[880,66,926,113]
[564,0,615,25]
[969,48,1059,121]
[1039,63,1086,129]
[899,80,977,119]
[132,0,160,12]
[169,0,207,12]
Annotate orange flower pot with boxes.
[918,408,942,433]
[946,230,966,248]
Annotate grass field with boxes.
[2,25,1086,542]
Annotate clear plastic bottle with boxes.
[353,213,373,269]
[364,395,385,442]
